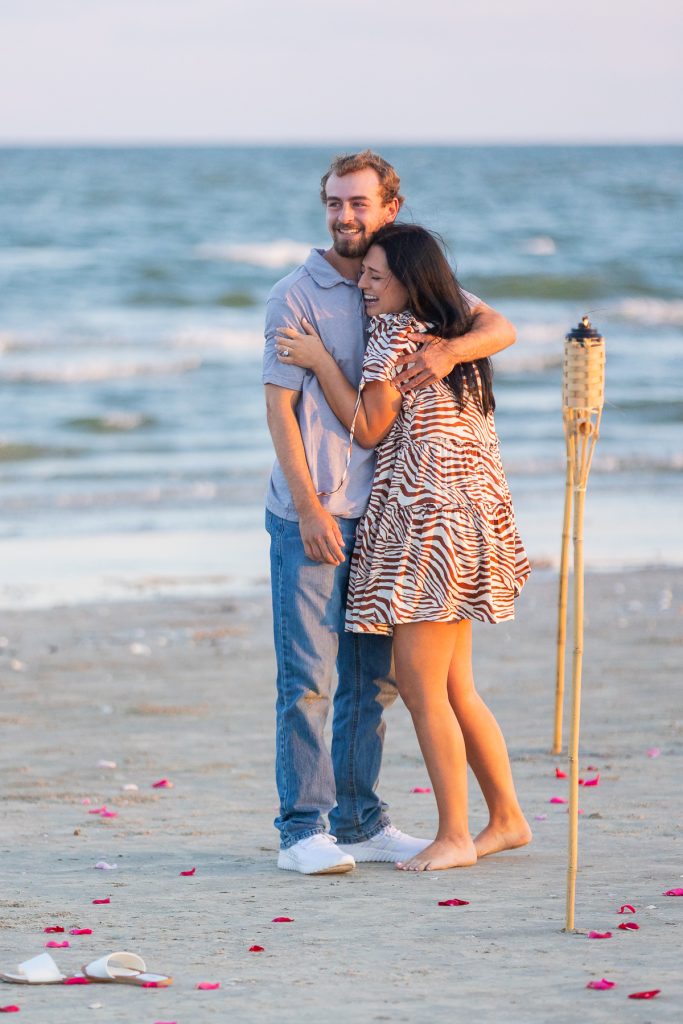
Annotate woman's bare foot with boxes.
[474,816,532,858]
[396,836,477,872]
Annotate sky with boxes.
[0,0,681,144]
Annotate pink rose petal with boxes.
[663,888,683,896]
[152,779,174,789]
[555,767,567,778]
[69,928,93,936]
[94,861,117,870]
[586,979,616,990]
[99,811,118,818]
[588,931,612,939]
[437,899,470,906]
[92,898,110,905]
[196,982,221,990]
[534,814,548,821]
[179,867,196,876]
[81,798,91,805]
[582,774,600,787]
[46,941,70,949]
[88,806,108,815]
[617,904,636,914]
[646,747,661,758]
[249,945,265,952]
[628,990,660,1000]
[550,797,567,804]
[618,922,640,931]
[44,926,65,933]
[272,917,294,922]
[63,977,90,986]
[410,786,431,793]
[0,1006,20,1013]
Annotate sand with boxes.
[0,567,681,1022]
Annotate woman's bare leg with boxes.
[392,621,477,871]
[446,621,531,857]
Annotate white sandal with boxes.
[82,951,172,987]
[0,953,66,985]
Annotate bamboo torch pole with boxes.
[552,456,572,754]
[563,317,605,933]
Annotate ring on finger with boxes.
[281,347,290,357]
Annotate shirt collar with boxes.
[305,248,358,289]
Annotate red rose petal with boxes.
[586,979,616,990]
[143,982,163,988]
[88,806,108,815]
[99,810,118,818]
[437,899,470,906]
[45,941,70,948]
[555,767,567,778]
[44,926,65,933]
[618,922,640,931]
[92,898,110,905]
[617,904,636,914]
[69,928,93,935]
[0,1006,20,1013]
[152,779,173,789]
[179,867,196,876]
[578,778,585,786]
[272,917,294,922]
[410,786,431,793]
[585,765,599,770]
[587,931,612,939]
[583,774,600,787]
[628,990,660,1000]
[196,982,221,990]
[550,797,567,804]
[63,977,90,986]
[249,945,265,952]
[663,888,683,896]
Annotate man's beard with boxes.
[332,227,371,258]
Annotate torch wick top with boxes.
[581,315,592,329]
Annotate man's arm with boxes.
[393,302,516,393]
[264,384,345,566]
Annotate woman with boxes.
[276,224,531,871]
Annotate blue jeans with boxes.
[266,510,396,849]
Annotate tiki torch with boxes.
[561,316,605,932]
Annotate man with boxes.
[263,151,515,875]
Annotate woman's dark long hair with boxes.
[369,223,495,414]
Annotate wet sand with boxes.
[1,567,681,1022]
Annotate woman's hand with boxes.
[276,318,328,373]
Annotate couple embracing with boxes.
[262,151,531,875]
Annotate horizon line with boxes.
[1,138,682,149]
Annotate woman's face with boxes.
[358,244,409,316]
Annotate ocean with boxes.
[1,145,682,607]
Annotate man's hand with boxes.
[393,334,450,393]
[299,505,345,565]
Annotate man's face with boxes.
[324,169,398,259]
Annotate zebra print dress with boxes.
[345,311,530,635]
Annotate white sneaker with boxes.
[277,833,355,875]
[337,825,431,863]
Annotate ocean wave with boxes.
[195,239,311,269]
[0,247,92,270]
[0,356,202,384]
[0,442,82,462]
[519,236,557,256]
[169,327,263,353]
[611,297,683,326]
[64,413,155,433]
[506,452,683,476]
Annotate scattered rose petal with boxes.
[583,774,600,787]
[152,779,174,789]
[99,811,118,818]
[143,982,164,988]
[272,917,294,922]
[555,767,567,778]
[92,898,110,905]
[587,931,612,939]
[94,861,117,870]
[64,977,90,986]
[81,798,91,805]
[586,979,616,990]
[534,814,548,821]
[122,783,138,791]
[0,1006,20,1013]
[69,928,93,935]
[618,922,640,931]
[617,904,636,914]
[410,786,431,793]
[585,765,599,770]
[44,926,65,933]
[628,990,660,1000]
[88,806,108,815]
[46,941,69,949]
[663,888,683,896]
[96,760,117,769]
[578,778,585,785]
[249,945,265,952]
[437,899,470,906]
[550,797,567,804]
[179,867,196,876]
[646,747,661,758]
[196,982,221,990]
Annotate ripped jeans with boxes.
[266,510,396,849]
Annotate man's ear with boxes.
[383,197,400,224]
